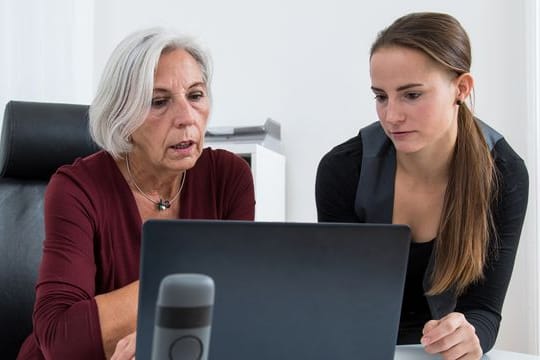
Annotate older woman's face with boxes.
[131,49,210,173]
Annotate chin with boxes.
[393,143,423,154]
[180,157,199,171]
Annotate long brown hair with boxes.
[371,12,497,295]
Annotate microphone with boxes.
[151,274,215,360]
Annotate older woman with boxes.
[18,28,255,359]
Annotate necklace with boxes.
[125,155,186,211]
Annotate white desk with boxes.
[395,345,540,359]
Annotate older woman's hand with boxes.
[421,312,482,360]
[110,331,136,360]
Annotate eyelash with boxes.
[405,92,421,100]
[188,91,205,101]
[151,97,169,108]
[372,92,421,103]
[374,94,387,103]
[151,91,206,108]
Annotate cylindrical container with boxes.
[151,274,214,360]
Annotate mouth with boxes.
[170,140,195,150]
[391,130,414,135]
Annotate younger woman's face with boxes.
[370,46,461,155]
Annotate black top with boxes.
[398,241,433,344]
[315,124,529,353]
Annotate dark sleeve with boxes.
[218,150,256,220]
[32,171,105,359]
[315,135,363,222]
[455,139,529,353]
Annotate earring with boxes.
[456,99,463,106]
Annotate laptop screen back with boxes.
[136,220,410,360]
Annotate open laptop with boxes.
[136,220,410,360]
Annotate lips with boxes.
[170,140,194,149]
[391,130,415,136]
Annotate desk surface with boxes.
[395,345,540,359]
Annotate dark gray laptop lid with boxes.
[136,220,410,360]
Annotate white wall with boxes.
[91,0,538,353]
[0,0,95,125]
[2,0,537,355]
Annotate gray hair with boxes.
[89,28,212,158]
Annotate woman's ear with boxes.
[454,72,474,103]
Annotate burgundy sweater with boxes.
[18,148,255,359]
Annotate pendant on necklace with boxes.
[157,199,171,211]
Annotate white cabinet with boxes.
[206,143,285,221]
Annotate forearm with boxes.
[96,280,139,359]
[463,309,501,353]
[33,283,106,359]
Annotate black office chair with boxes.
[0,100,99,359]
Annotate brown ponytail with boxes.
[429,103,496,295]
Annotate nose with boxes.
[382,99,405,125]
[172,97,197,127]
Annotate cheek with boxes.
[411,99,441,123]
[375,103,386,119]
[196,109,210,131]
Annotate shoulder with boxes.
[474,119,528,186]
[492,138,528,186]
[491,139,529,223]
[492,138,526,165]
[319,133,363,170]
[319,121,387,168]
[47,150,119,200]
[196,147,251,174]
[191,148,253,188]
[45,151,118,228]
[316,130,364,197]
[186,147,255,219]
[54,150,115,180]
[200,147,249,164]
[318,121,387,179]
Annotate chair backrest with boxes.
[0,100,99,358]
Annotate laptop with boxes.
[136,220,410,360]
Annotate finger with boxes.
[425,322,480,359]
[424,325,464,355]
[111,333,136,360]
[111,346,127,360]
[112,343,134,360]
[111,339,127,360]
[423,319,439,335]
[456,351,482,360]
[438,342,468,359]
[422,313,465,346]
[120,333,137,358]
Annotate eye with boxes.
[404,92,421,100]
[151,97,170,108]
[373,94,387,103]
[188,90,206,101]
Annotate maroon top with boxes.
[18,148,255,359]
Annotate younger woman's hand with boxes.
[421,312,482,360]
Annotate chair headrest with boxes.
[0,101,100,180]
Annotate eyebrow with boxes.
[153,81,207,94]
[371,83,424,92]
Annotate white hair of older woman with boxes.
[89,27,212,158]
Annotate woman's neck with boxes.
[396,135,456,186]
[120,154,183,200]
